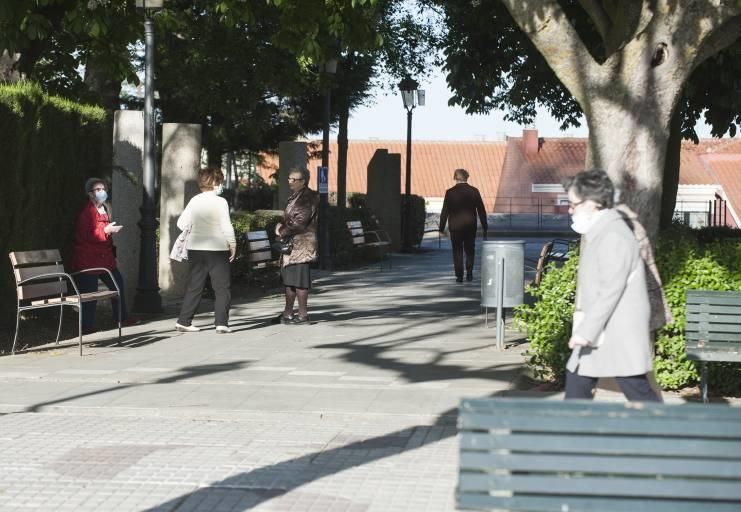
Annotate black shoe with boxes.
[281,315,294,325]
[466,273,473,282]
[291,315,309,325]
[455,277,463,283]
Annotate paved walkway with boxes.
[0,237,537,512]
[3,234,732,511]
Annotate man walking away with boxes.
[439,168,488,283]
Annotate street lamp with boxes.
[318,58,337,270]
[133,0,164,313]
[399,77,424,252]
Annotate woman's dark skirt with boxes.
[281,263,311,289]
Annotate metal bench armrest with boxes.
[71,268,122,296]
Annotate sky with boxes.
[337,68,715,142]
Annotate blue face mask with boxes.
[94,190,108,203]
[216,184,224,195]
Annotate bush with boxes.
[405,194,426,247]
[230,210,283,278]
[234,182,276,211]
[514,225,741,393]
[514,252,579,385]
[0,82,106,322]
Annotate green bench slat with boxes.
[686,323,741,334]
[687,304,741,315]
[461,397,741,420]
[457,493,741,512]
[460,432,741,458]
[458,473,741,500]
[460,452,741,478]
[687,290,741,306]
[459,411,741,438]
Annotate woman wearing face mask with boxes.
[72,177,132,334]
[175,167,236,334]
[562,169,659,402]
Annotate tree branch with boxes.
[577,0,611,43]
[500,0,600,106]
[693,15,741,69]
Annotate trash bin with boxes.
[480,240,525,308]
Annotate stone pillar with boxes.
[278,141,308,208]
[367,149,402,251]
[158,123,202,300]
[112,110,144,311]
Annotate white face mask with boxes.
[570,211,599,234]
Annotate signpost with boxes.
[318,165,329,269]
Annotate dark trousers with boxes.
[178,250,231,327]
[450,228,476,278]
[76,268,127,329]
[565,370,660,402]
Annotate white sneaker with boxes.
[175,323,200,332]
[215,325,232,334]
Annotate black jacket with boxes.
[439,183,488,232]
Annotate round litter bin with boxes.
[480,240,525,308]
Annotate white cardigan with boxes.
[177,191,236,251]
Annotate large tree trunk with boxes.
[84,54,123,180]
[336,100,349,209]
[660,106,682,230]
[500,0,741,242]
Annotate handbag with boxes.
[271,237,293,255]
[170,224,192,262]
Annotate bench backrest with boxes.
[532,241,553,286]
[458,398,741,512]
[686,290,741,362]
[242,231,273,264]
[347,220,365,246]
[9,250,67,300]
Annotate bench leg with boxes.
[700,362,709,403]
[117,298,122,346]
[12,304,21,355]
[78,306,83,357]
[55,304,64,344]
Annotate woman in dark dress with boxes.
[276,167,319,325]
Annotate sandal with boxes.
[290,315,309,325]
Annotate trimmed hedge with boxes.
[0,82,106,321]
[514,225,741,394]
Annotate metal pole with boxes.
[319,75,331,270]
[402,108,413,252]
[134,14,162,313]
[496,256,505,350]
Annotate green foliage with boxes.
[405,194,426,247]
[0,82,106,320]
[653,226,741,390]
[514,253,579,385]
[514,226,741,393]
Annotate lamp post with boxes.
[318,58,337,270]
[399,77,424,252]
[133,0,164,313]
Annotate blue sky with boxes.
[340,68,715,141]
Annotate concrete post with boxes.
[367,149,402,251]
[158,123,202,300]
[278,141,308,209]
[111,110,144,311]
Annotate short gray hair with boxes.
[289,167,310,183]
[85,177,106,194]
[453,168,469,181]
[562,169,614,209]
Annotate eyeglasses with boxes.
[568,199,585,209]
[287,177,304,183]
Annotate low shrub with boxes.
[514,225,741,393]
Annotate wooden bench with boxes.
[685,289,741,403]
[525,238,572,286]
[458,397,741,512]
[347,220,392,269]
[238,230,278,271]
[9,249,122,356]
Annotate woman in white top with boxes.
[175,167,236,334]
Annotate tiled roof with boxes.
[255,136,741,220]
[701,154,741,227]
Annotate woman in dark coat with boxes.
[276,167,319,325]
